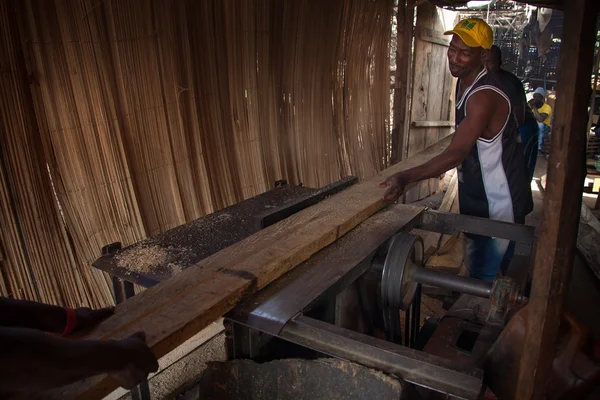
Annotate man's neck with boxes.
[460,65,485,88]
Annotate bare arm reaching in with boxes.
[0,298,158,395]
[379,89,507,201]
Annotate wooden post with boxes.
[515,1,600,399]
[391,0,415,164]
[586,33,600,136]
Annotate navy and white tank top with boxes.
[455,68,533,223]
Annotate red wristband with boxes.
[61,308,77,337]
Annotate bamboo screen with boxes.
[0,0,393,308]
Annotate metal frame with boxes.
[224,207,534,398]
[419,210,535,246]
[226,311,485,399]
[280,315,484,400]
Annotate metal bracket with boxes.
[419,210,535,246]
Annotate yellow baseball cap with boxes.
[444,18,493,49]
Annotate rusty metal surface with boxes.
[423,295,502,370]
[488,277,525,325]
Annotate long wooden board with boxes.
[47,137,451,399]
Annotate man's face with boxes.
[447,35,484,78]
[533,93,544,107]
[485,51,500,73]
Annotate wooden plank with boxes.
[404,183,421,204]
[48,137,452,400]
[438,49,454,142]
[399,0,416,162]
[423,5,447,148]
[391,0,416,164]
[407,3,436,159]
[438,172,458,212]
[425,43,447,149]
[412,171,457,261]
[420,4,438,155]
[435,7,455,143]
[417,26,450,47]
[515,1,599,398]
[406,2,455,166]
[419,179,431,199]
[425,234,463,274]
[411,120,453,128]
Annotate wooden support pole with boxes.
[391,0,415,164]
[586,30,600,136]
[515,1,600,399]
[416,26,450,47]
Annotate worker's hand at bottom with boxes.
[74,306,115,332]
[378,173,407,202]
[109,331,159,389]
[110,364,150,390]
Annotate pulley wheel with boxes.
[380,233,424,311]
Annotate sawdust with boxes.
[110,186,315,276]
[215,213,231,222]
[116,243,194,275]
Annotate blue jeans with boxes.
[465,234,511,281]
[538,123,551,151]
[465,216,525,282]
[520,119,539,182]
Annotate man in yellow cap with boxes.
[379,18,533,282]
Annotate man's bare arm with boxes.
[379,90,498,201]
[0,297,114,334]
[528,101,549,123]
[0,327,158,394]
[532,108,548,123]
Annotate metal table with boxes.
[91,177,356,400]
[223,207,535,400]
[94,178,357,295]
